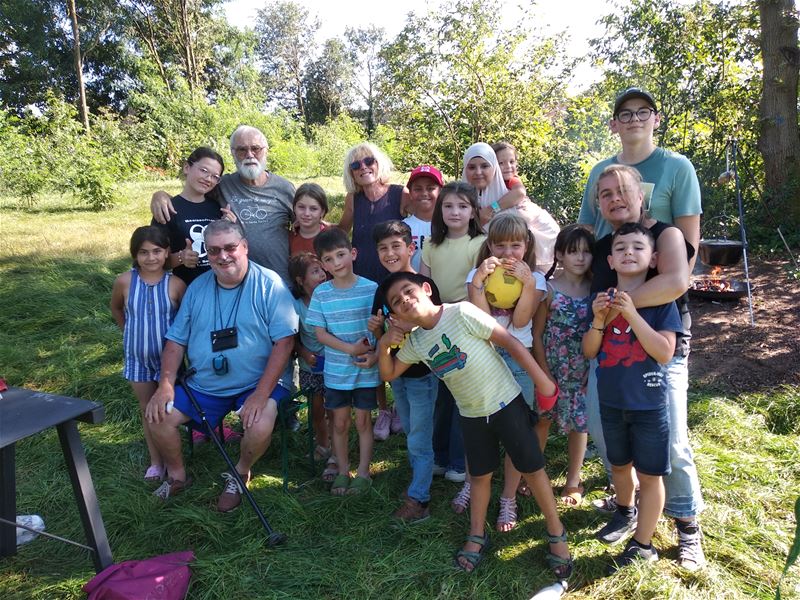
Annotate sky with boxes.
[222,0,618,92]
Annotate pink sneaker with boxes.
[390,407,403,434]
[373,409,391,441]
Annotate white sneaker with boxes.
[15,515,45,546]
[444,469,466,483]
[432,464,447,476]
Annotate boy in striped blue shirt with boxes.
[307,228,379,496]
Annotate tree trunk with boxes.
[757,0,800,223]
[66,0,90,131]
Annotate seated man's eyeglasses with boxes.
[207,243,241,256]
[615,108,656,123]
[234,145,266,158]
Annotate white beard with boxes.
[236,158,265,181]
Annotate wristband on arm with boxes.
[536,381,560,411]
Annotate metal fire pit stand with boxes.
[727,139,755,325]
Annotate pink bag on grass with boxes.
[83,551,195,600]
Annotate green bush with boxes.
[311,113,367,177]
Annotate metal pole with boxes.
[732,139,755,325]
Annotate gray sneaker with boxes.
[677,523,707,571]
[596,507,638,545]
[608,538,658,574]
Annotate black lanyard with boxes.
[214,269,247,330]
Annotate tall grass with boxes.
[1,182,798,599]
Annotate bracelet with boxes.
[471,280,485,291]
[591,324,605,332]
[491,201,501,214]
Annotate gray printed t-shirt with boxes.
[218,172,295,283]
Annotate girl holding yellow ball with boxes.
[466,212,548,532]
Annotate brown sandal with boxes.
[559,484,584,506]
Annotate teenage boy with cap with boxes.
[577,87,706,571]
[404,165,443,272]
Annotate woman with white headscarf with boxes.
[462,143,559,273]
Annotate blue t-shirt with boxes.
[596,303,683,411]
[306,276,380,390]
[166,261,298,396]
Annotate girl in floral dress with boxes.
[532,224,595,505]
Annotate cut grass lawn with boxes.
[1,182,798,599]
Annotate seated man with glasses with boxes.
[151,125,295,283]
[145,219,298,512]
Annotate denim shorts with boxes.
[600,403,671,476]
[323,386,377,411]
[173,384,291,428]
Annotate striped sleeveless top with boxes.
[122,268,176,382]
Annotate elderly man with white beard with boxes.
[151,126,295,283]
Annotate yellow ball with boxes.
[484,266,523,309]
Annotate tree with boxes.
[255,0,319,136]
[304,38,354,126]
[0,0,131,114]
[590,0,763,231]
[757,0,800,226]
[66,0,89,131]
[123,0,227,95]
[345,26,385,136]
[380,0,571,176]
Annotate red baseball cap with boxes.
[407,165,443,187]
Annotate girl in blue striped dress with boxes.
[111,226,185,482]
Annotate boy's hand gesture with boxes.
[353,350,378,368]
[610,290,636,320]
[348,337,372,356]
[368,310,385,337]
[591,288,616,322]
[379,323,407,350]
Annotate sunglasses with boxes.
[350,156,377,171]
[234,145,266,158]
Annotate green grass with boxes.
[1,182,799,599]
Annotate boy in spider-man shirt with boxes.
[582,222,683,573]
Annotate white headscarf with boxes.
[461,142,508,208]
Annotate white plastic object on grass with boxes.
[16,515,45,546]
[529,580,567,599]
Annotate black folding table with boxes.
[0,386,112,572]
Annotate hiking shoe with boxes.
[592,486,639,515]
[153,477,192,500]
[432,463,447,476]
[677,522,707,571]
[393,497,430,523]
[389,407,403,434]
[444,469,466,483]
[596,507,638,545]
[608,538,658,574]
[217,471,249,512]
[373,409,391,441]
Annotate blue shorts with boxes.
[600,403,671,476]
[173,384,291,428]
[324,386,377,411]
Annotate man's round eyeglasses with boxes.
[615,108,656,123]
[234,145,266,158]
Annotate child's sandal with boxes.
[454,532,490,573]
[545,528,574,580]
[496,496,517,532]
[451,482,471,514]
